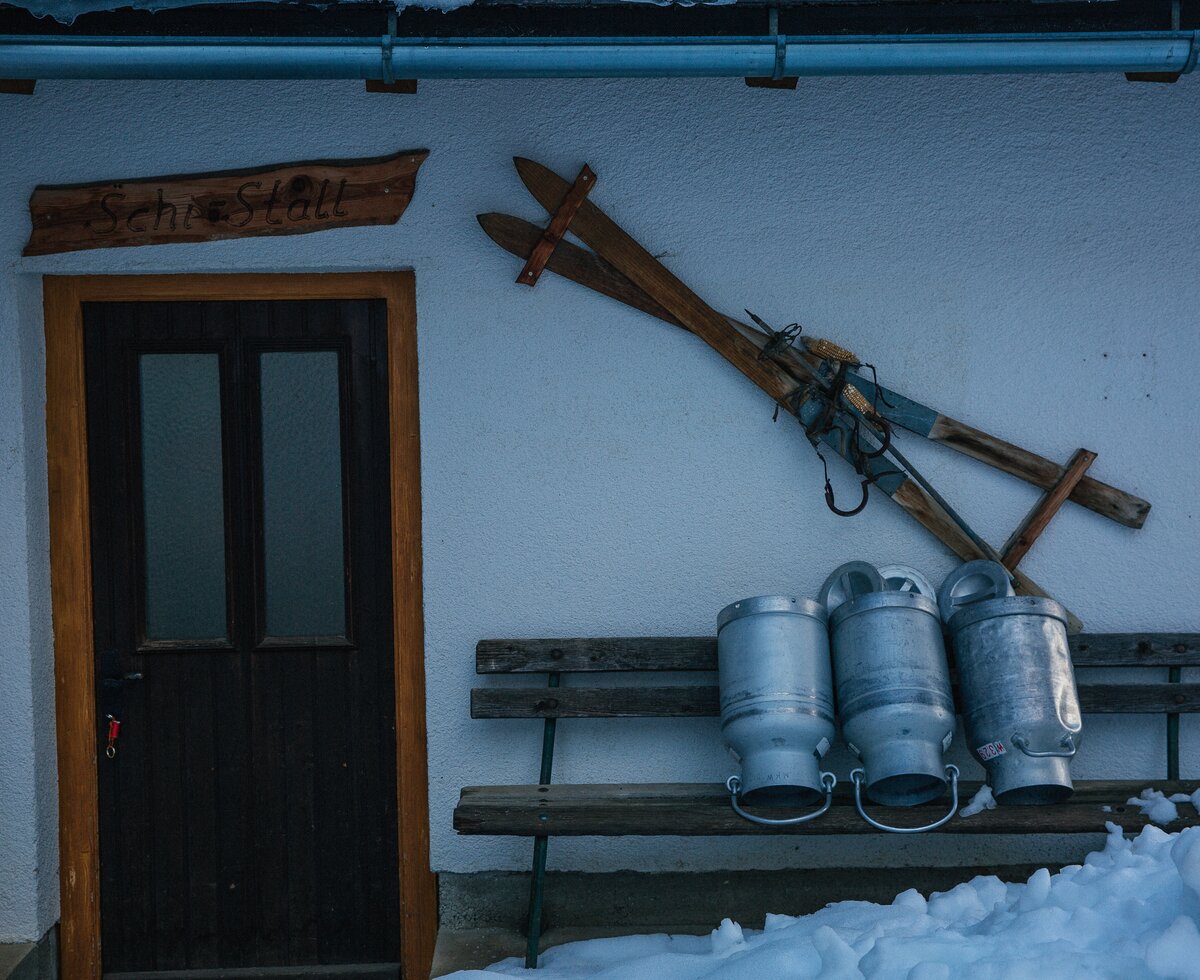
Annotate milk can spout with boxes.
[717,595,836,822]
[824,562,957,813]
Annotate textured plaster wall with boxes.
[0,270,56,944]
[1,73,1198,939]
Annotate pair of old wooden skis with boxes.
[481,158,1151,629]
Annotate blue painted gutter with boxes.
[0,32,1196,80]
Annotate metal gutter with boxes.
[0,31,1196,80]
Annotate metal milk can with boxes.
[822,562,960,832]
[940,561,1083,804]
[718,595,837,825]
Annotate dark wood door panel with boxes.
[84,299,399,977]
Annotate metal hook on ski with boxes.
[850,416,893,461]
[819,447,871,517]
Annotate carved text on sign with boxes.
[24,149,429,256]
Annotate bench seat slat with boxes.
[471,682,1200,719]
[477,633,1200,673]
[454,780,1198,837]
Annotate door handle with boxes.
[101,672,143,691]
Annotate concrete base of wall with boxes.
[438,864,1055,931]
[432,864,1058,974]
[0,926,57,980]
[432,924,710,977]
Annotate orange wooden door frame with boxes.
[43,273,435,979]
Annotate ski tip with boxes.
[477,212,516,236]
[477,213,532,256]
[513,156,552,180]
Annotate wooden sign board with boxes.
[24,148,429,256]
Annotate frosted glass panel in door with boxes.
[260,350,347,639]
[139,353,228,642]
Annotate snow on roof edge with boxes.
[9,0,738,27]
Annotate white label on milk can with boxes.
[976,741,1006,761]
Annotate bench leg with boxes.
[526,835,550,968]
[525,672,560,969]
[1168,665,1182,780]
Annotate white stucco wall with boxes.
[1,73,1198,941]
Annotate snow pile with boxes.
[450,824,1200,979]
[1127,788,1196,826]
[958,784,996,818]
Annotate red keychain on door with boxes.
[105,714,121,759]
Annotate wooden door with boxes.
[84,299,401,978]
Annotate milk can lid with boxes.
[717,595,827,631]
[946,594,1069,633]
[818,561,885,616]
[937,560,1015,623]
[829,590,941,630]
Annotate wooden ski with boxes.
[506,159,1081,627]
[479,210,1149,530]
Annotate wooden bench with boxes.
[455,632,1200,967]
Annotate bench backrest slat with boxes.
[477,633,1200,674]
[477,637,716,673]
[471,681,1200,719]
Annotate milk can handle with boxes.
[1011,732,1077,758]
[725,772,836,826]
[850,765,960,834]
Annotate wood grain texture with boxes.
[891,479,1083,632]
[514,157,800,407]
[1071,633,1200,666]
[477,633,1200,673]
[496,175,1078,626]
[454,780,1199,837]
[85,298,400,971]
[46,273,434,980]
[471,682,1200,719]
[477,636,719,673]
[517,165,596,286]
[930,416,1149,529]
[511,162,1081,618]
[385,272,438,980]
[44,276,102,979]
[744,76,800,89]
[479,211,1148,531]
[479,212,822,388]
[461,781,1181,806]
[1002,448,1097,569]
[25,150,428,256]
[481,212,669,320]
[365,79,418,94]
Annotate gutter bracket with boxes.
[771,7,786,80]
[745,8,798,90]
[380,9,396,84]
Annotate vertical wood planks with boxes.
[46,274,435,979]
[44,276,103,980]
[386,272,438,980]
